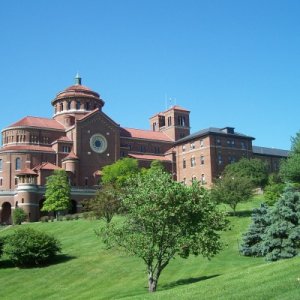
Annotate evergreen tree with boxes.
[240,203,270,257]
[262,186,300,261]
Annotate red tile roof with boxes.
[121,127,173,142]
[16,168,38,176]
[56,136,72,142]
[62,151,79,161]
[128,153,172,162]
[53,85,101,102]
[7,116,65,130]
[0,145,55,153]
[33,162,61,171]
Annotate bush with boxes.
[0,236,5,258]
[40,216,49,222]
[12,207,27,225]
[3,227,61,267]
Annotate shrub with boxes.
[64,214,73,221]
[40,216,49,222]
[12,207,27,225]
[0,236,5,258]
[3,227,61,267]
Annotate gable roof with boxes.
[6,116,65,130]
[33,162,61,171]
[121,127,173,142]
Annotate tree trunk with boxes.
[148,276,157,292]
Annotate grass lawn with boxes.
[0,195,298,299]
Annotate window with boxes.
[67,101,71,110]
[15,177,18,186]
[200,156,204,165]
[84,177,88,186]
[85,102,90,110]
[229,156,236,163]
[60,103,64,111]
[183,178,186,185]
[62,146,71,153]
[15,157,21,170]
[241,141,246,149]
[200,139,204,148]
[154,146,160,154]
[201,174,206,185]
[0,177,2,186]
[191,156,196,167]
[0,159,2,171]
[183,158,186,169]
[167,116,172,127]
[182,145,186,152]
[152,122,157,131]
[216,138,221,146]
[190,142,195,150]
[227,140,235,147]
[218,153,222,165]
[76,101,81,110]
[139,145,146,152]
[178,115,186,126]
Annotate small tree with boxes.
[240,203,270,257]
[101,158,139,187]
[261,186,300,261]
[224,158,269,188]
[42,169,71,218]
[211,175,254,215]
[100,169,227,292]
[83,183,121,223]
[12,207,27,225]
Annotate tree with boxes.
[101,158,139,187]
[83,183,121,223]
[240,203,270,257]
[211,175,254,215]
[224,158,269,188]
[279,131,300,183]
[99,169,227,292]
[261,186,300,261]
[264,174,285,206]
[42,169,71,218]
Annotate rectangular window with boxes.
[216,138,221,146]
[183,159,186,169]
[63,146,71,153]
[0,178,2,186]
[201,174,206,185]
[200,139,204,148]
[190,142,195,150]
[191,156,196,167]
[182,145,186,152]
[0,159,2,171]
[200,156,204,165]
[178,116,186,126]
[167,116,172,127]
[241,141,246,149]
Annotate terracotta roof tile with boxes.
[56,136,72,142]
[62,151,79,161]
[128,153,172,162]
[121,127,173,142]
[16,168,38,176]
[0,145,55,153]
[33,162,61,171]
[7,116,65,130]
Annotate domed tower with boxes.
[51,74,105,127]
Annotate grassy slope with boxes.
[0,196,298,299]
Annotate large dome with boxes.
[52,75,103,105]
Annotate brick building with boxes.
[0,76,288,223]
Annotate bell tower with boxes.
[150,105,190,141]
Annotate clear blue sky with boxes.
[0,0,299,150]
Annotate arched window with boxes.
[76,101,81,110]
[0,159,2,171]
[67,101,71,110]
[85,102,90,110]
[15,157,21,170]
[60,103,64,112]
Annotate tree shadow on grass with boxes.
[161,274,220,290]
[0,254,76,269]
[227,210,252,218]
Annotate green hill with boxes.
[0,196,298,299]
